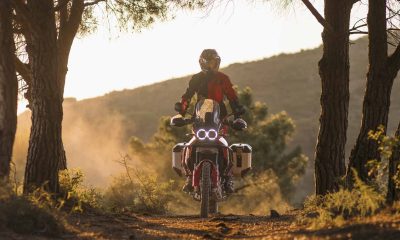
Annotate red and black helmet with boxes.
[199,49,221,72]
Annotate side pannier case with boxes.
[230,143,252,177]
[172,143,185,177]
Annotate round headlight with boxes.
[196,129,207,140]
[208,129,218,140]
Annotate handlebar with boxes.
[184,118,194,125]
[177,111,238,127]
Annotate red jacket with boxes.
[181,71,238,110]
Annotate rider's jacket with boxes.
[181,71,238,117]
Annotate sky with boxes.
[17,0,368,113]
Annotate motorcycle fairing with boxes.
[182,136,230,175]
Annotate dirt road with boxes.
[2,210,400,239]
[67,212,297,239]
[58,210,400,240]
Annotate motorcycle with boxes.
[170,98,252,218]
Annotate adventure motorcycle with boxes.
[170,98,252,218]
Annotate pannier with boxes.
[230,143,252,177]
[172,143,186,177]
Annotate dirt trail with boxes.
[65,211,302,240]
[2,210,400,239]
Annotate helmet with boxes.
[231,118,247,131]
[199,49,221,72]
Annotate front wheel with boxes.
[200,162,211,218]
[209,199,218,214]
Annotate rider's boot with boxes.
[223,175,234,194]
[182,175,193,192]
[222,152,234,194]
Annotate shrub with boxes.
[104,172,173,214]
[102,167,175,214]
[58,168,103,212]
[366,125,400,194]
[301,170,384,228]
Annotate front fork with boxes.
[192,160,223,201]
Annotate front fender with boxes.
[193,160,219,189]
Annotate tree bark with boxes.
[387,121,400,203]
[55,0,84,170]
[23,0,66,193]
[315,0,352,195]
[58,0,84,93]
[0,0,18,180]
[347,0,391,185]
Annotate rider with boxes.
[178,49,244,194]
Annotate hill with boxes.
[14,37,400,196]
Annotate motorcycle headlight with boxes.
[196,129,218,141]
[207,129,218,140]
[196,129,207,140]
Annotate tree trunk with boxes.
[0,0,18,180]
[347,0,391,185]
[315,0,352,195]
[23,0,66,193]
[56,0,84,170]
[387,121,400,203]
[57,0,84,95]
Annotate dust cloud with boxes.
[12,98,134,187]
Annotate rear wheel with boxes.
[200,162,211,218]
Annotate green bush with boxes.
[301,170,384,228]
[102,160,175,214]
[102,175,174,214]
[58,168,103,212]
[366,125,400,194]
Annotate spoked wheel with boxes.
[200,162,211,218]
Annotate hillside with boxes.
[64,37,400,154]
[14,37,400,195]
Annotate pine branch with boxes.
[83,0,105,7]
[388,43,400,77]
[14,55,32,85]
[301,0,334,34]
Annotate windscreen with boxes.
[194,99,220,127]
